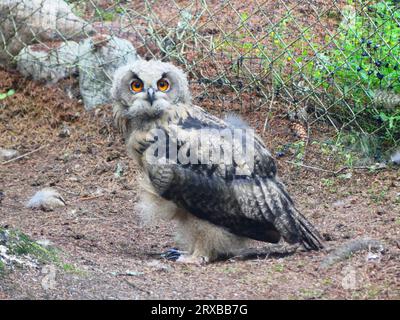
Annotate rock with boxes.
[390,150,400,165]
[58,124,71,138]
[0,228,58,272]
[78,34,138,109]
[340,5,356,31]
[36,239,53,247]
[16,41,79,83]
[332,199,346,208]
[0,0,95,67]
[366,252,381,263]
[27,187,66,211]
[0,148,19,162]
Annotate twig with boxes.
[77,195,104,201]
[333,164,387,175]
[123,279,151,295]
[282,160,337,174]
[1,145,47,165]
[262,92,275,135]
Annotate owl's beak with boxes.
[147,88,155,105]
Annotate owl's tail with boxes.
[293,208,324,251]
[259,178,324,251]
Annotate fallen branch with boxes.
[1,145,47,165]
[320,237,384,269]
[282,160,337,174]
[280,161,388,176]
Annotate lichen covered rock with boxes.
[0,0,95,67]
[0,148,19,162]
[16,41,79,83]
[78,34,138,109]
[0,228,58,273]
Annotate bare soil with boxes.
[0,67,399,300]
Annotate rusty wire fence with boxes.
[1,0,400,165]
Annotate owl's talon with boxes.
[176,255,209,265]
[161,248,183,261]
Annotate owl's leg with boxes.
[161,246,210,265]
[175,252,209,265]
[173,211,246,265]
[173,240,212,265]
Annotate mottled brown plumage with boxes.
[112,60,323,264]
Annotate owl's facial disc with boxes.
[129,73,171,107]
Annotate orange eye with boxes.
[157,79,170,92]
[130,79,144,93]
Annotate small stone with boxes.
[332,200,345,208]
[366,252,381,263]
[0,148,19,162]
[36,239,53,247]
[390,151,400,165]
[58,125,71,138]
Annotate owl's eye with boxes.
[130,79,144,93]
[157,79,170,92]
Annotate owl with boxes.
[111,60,324,264]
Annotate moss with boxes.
[0,228,59,264]
[61,263,86,276]
[0,260,5,275]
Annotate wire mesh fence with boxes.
[1,0,399,165]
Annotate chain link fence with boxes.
[1,0,399,164]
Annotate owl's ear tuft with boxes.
[111,65,133,101]
[163,62,191,104]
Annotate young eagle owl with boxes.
[111,60,324,264]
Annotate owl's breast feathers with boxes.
[134,105,324,250]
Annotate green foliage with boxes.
[318,1,400,147]
[292,140,306,164]
[94,2,125,22]
[95,9,117,22]
[218,3,399,152]
[0,89,15,100]
[313,137,361,167]
[274,263,285,273]
[62,263,86,275]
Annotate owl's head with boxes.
[111,60,191,125]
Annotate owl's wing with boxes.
[144,108,323,250]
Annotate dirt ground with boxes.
[0,67,399,300]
